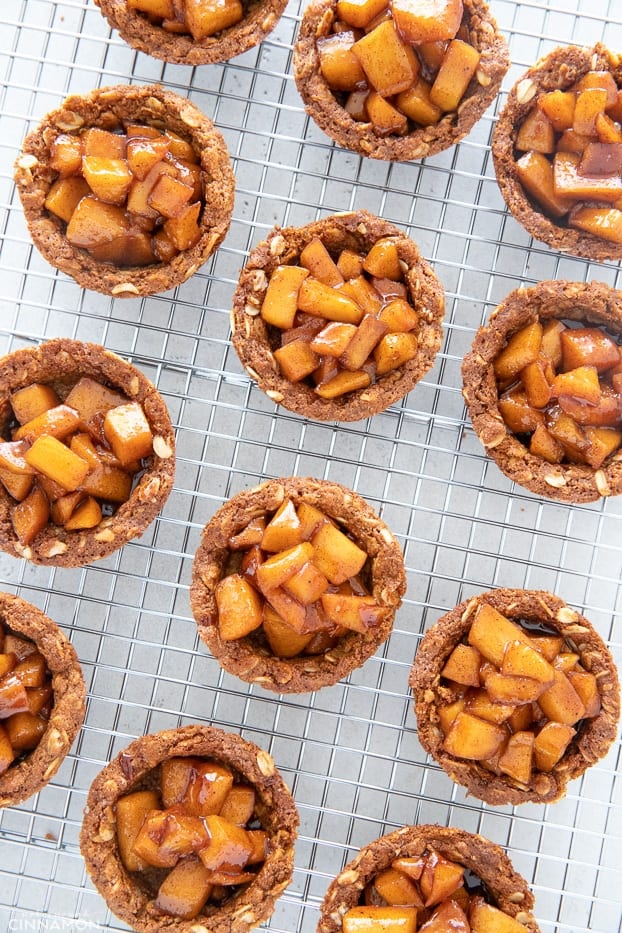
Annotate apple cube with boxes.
[515,151,572,219]
[219,785,255,826]
[497,730,534,784]
[420,849,464,908]
[374,867,422,907]
[311,521,367,584]
[153,856,213,920]
[0,674,30,719]
[82,156,132,206]
[300,238,344,286]
[103,402,153,467]
[199,814,253,872]
[390,0,463,44]
[396,79,442,126]
[115,789,162,872]
[538,669,586,725]
[318,32,367,92]
[132,808,209,869]
[215,574,263,640]
[429,39,480,112]
[441,644,481,687]
[184,0,243,40]
[533,721,575,771]
[352,20,419,97]
[274,339,320,383]
[321,593,383,633]
[50,133,83,177]
[567,670,601,718]
[494,322,543,382]
[11,485,50,545]
[465,689,515,724]
[502,640,555,684]
[467,604,534,667]
[260,499,303,552]
[283,560,328,604]
[442,712,508,760]
[469,898,530,933]
[419,899,470,932]
[298,277,365,324]
[262,604,313,656]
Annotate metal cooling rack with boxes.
[1,1,621,930]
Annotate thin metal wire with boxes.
[0,1,621,930]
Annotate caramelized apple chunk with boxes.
[43,121,203,267]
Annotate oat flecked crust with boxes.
[409,589,620,807]
[462,280,622,502]
[318,824,540,933]
[14,84,234,297]
[231,211,445,421]
[293,0,509,161]
[0,592,86,808]
[0,338,175,566]
[492,43,622,261]
[190,477,407,693]
[95,0,288,65]
[80,724,299,933]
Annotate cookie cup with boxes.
[293,0,509,161]
[14,83,234,297]
[0,338,175,566]
[80,724,298,933]
[462,280,622,502]
[95,0,288,64]
[0,592,85,808]
[409,589,620,806]
[492,43,622,261]
[318,824,540,933]
[190,477,406,693]
[231,211,445,421]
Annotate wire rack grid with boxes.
[0,0,621,931]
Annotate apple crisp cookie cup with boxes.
[0,592,86,808]
[14,83,234,297]
[190,476,407,693]
[80,724,299,933]
[95,0,288,65]
[462,280,622,503]
[293,0,509,161]
[409,588,620,807]
[231,210,445,422]
[318,824,540,933]
[0,337,175,566]
[492,43,622,261]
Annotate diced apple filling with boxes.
[342,846,526,932]
[494,317,622,469]
[514,65,622,243]
[0,620,53,776]
[214,497,383,657]
[115,755,266,919]
[128,0,243,41]
[0,377,154,544]
[436,602,602,786]
[43,122,203,266]
[316,0,480,137]
[261,237,421,398]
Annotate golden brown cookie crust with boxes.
[231,210,445,422]
[318,824,540,933]
[95,0,288,64]
[0,592,86,808]
[0,338,175,566]
[462,280,622,502]
[190,476,407,693]
[80,724,299,933]
[409,589,620,806]
[492,43,622,261]
[14,84,234,297]
[293,0,509,161]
